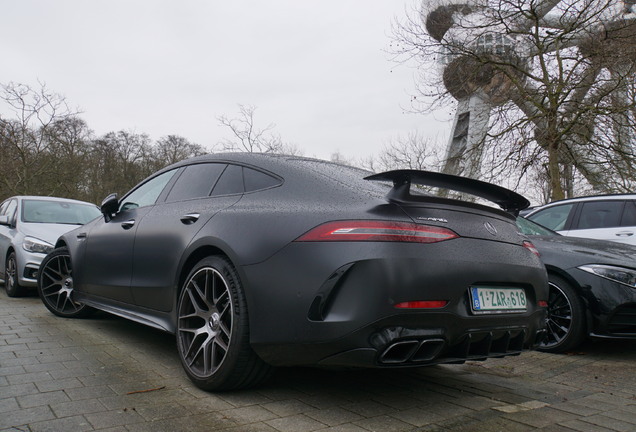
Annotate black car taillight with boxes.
[295,221,459,243]
[523,240,540,257]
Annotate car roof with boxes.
[531,193,636,210]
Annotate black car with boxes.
[518,217,636,352]
[38,154,547,391]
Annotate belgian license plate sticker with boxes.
[470,287,527,313]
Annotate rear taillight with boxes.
[295,221,459,243]
[523,240,540,257]
[394,300,448,309]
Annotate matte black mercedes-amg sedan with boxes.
[38,153,548,391]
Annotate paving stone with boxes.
[353,414,415,432]
[29,415,93,432]
[50,398,108,418]
[64,385,118,401]
[16,390,69,409]
[219,405,280,424]
[503,406,579,428]
[0,406,55,429]
[265,414,326,432]
[35,377,85,392]
[304,407,364,426]
[0,397,19,414]
[341,400,394,418]
[133,402,191,422]
[559,419,616,432]
[314,425,369,432]
[0,383,40,399]
[579,414,636,432]
[84,408,145,429]
[261,399,316,417]
[389,407,445,427]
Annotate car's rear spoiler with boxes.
[364,170,530,215]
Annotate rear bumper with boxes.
[254,315,546,368]
[242,239,548,367]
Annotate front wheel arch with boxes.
[538,273,587,353]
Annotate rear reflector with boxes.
[538,300,548,308]
[523,241,540,257]
[295,221,459,243]
[394,301,448,309]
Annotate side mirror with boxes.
[0,215,8,226]
[100,193,119,222]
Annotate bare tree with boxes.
[153,135,206,166]
[393,0,636,202]
[0,82,77,197]
[374,132,443,172]
[216,104,303,155]
[217,105,284,153]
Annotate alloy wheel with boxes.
[541,282,572,348]
[177,267,233,378]
[39,252,84,315]
[6,254,17,292]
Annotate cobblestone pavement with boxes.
[2,289,636,432]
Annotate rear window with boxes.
[244,167,281,192]
[528,204,574,231]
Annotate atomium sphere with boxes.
[425,1,527,104]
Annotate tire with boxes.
[176,255,272,391]
[5,251,25,297]
[37,247,93,318]
[538,274,586,353]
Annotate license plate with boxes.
[470,287,527,313]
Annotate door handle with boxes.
[180,213,200,225]
[121,220,135,230]
[615,231,634,237]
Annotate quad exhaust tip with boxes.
[379,339,446,364]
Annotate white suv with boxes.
[525,195,636,245]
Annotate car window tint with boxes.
[576,201,622,230]
[527,204,574,231]
[120,169,177,211]
[244,167,281,192]
[621,201,636,227]
[211,164,244,196]
[0,200,8,216]
[165,163,226,202]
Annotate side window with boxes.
[120,169,177,211]
[621,201,636,227]
[165,163,226,202]
[0,200,9,216]
[527,204,574,231]
[244,167,281,192]
[211,164,244,196]
[5,200,18,224]
[575,201,623,230]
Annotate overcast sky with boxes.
[1,0,451,161]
